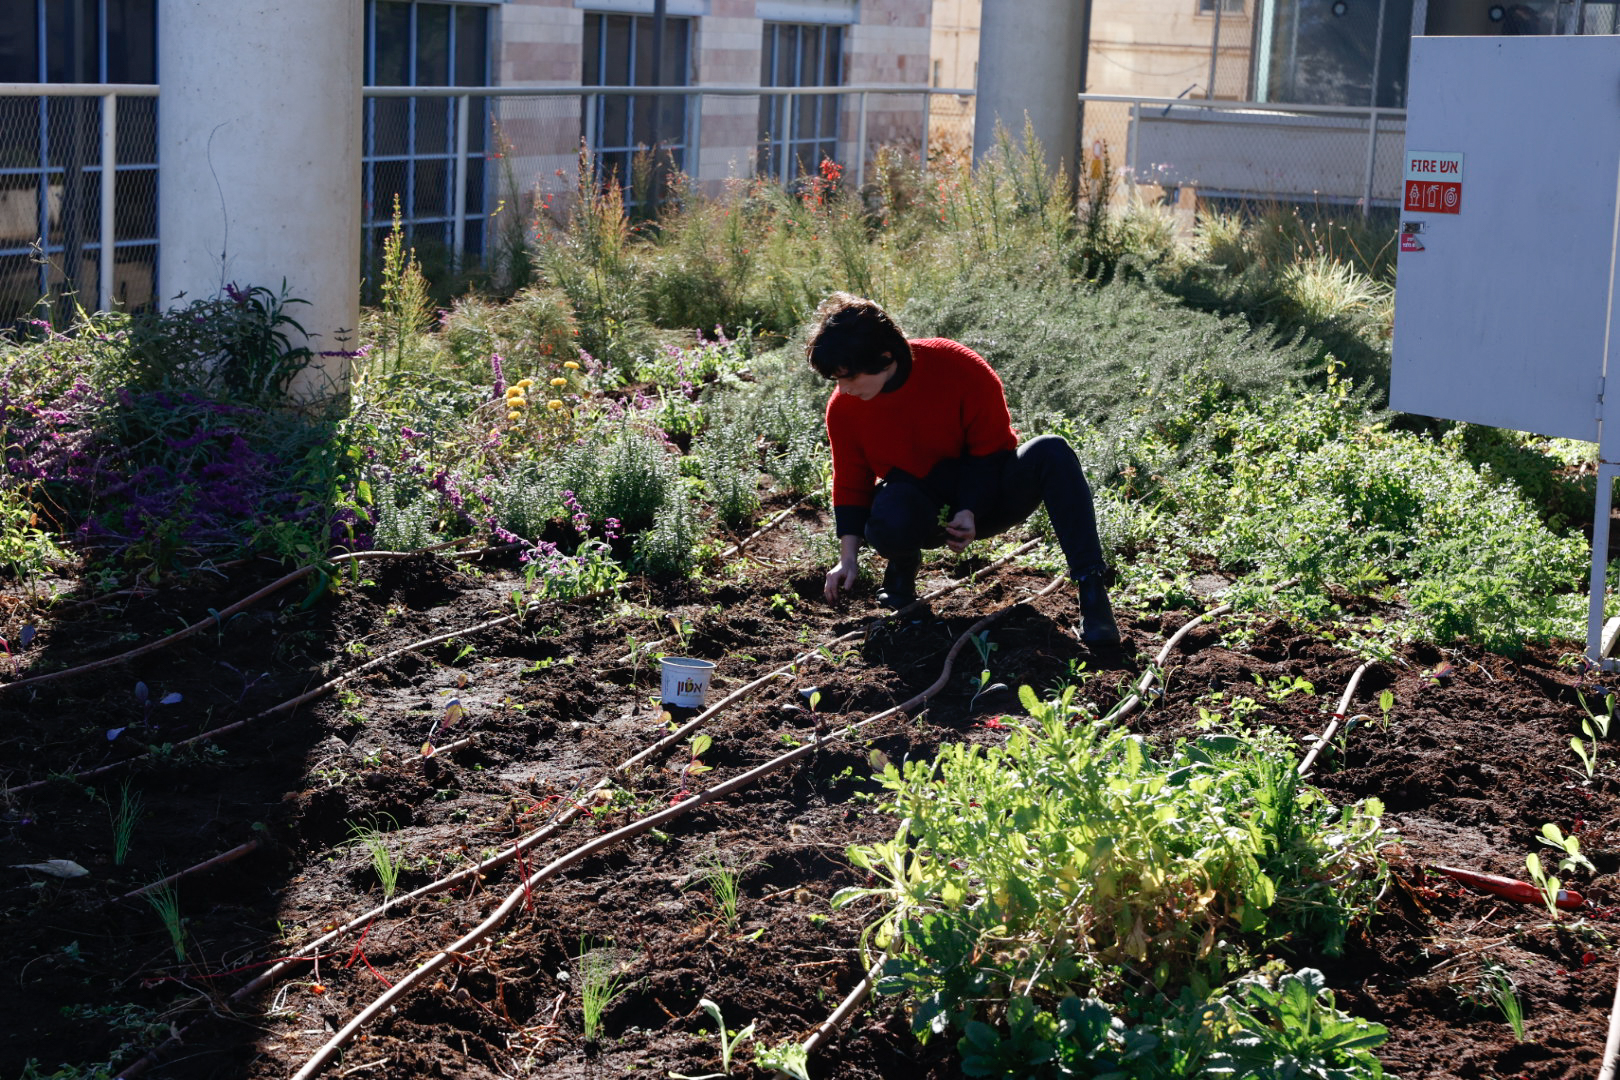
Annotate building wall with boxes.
[494,0,930,195]
[928,1,1253,102]
[926,0,977,158]
[1091,0,1250,100]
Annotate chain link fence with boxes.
[363,85,967,286]
[1078,94,1406,229]
[0,84,158,325]
[2,85,1415,321]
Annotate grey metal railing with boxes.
[1078,92,1408,216]
[362,84,975,270]
[0,81,976,317]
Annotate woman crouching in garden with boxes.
[807,292,1120,645]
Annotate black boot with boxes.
[1076,571,1120,645]
[878,553,920,610]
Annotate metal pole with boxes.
[1589,462,1618,667]
[689,91,701,183]
[1369,0,1388,109]
[452,92,469,271]
[855,90,868,190]
[99,91,116,312]
[1128,99,1141,191]
[1361,108,1378,219]
[1207,0,1224,99]
[920,90,931,175]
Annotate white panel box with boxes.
[1390,35,1620,450]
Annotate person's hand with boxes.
[824,559,858,603]
[944,509,977,553]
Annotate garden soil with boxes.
[2,505,1617,1079]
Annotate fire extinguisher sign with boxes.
[1404,151,1464,214]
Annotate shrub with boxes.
[569,424,674,533]
[1169,376,1587,650]
[633,491,702,578]
[119,283,317,403]
[694,412,762,529]
[838,686,1390,1078]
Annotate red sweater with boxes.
[826,338,1017,534]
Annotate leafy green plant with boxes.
[350,818,402,901]
[1523,851,1562,919]
[836,685,1390,1076]
[752,1040,810,1080]
[1216,966,1389,1078]
[695,420,762,531]
[577,940,635,1042]
[669,997,755,1080]
[121,281,316,403]
[107,781,143,867]
[1570,718,1601,778]
[1536,822,1595,876]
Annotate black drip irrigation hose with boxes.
[107,542,1052,1079]
[284,576,1071,1080]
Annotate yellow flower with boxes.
[506,386,524,399]
[550,377,567,387]
[518,377,535,389]
[507,410,523,421]
[508,397,526,408]
[547,399,564,410]
[564,361,581,370]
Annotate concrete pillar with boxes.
[973,0,1085,173]
[159,0,362,405]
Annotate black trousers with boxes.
[863,435,1107,578]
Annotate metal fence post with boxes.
[1361,107,1379,219]
[1128,99,1141,192]
[856,90,868,190]
[452,92,469,271]
[99,91,117,312]
[688,91,701,183]
[921,89,931,175]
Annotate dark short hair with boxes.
[805,292,912,380]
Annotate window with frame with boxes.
[582,12,690,203]
[364,0,493,275]
[0,0,158,321]
[758,22,842,183]
[1197,0,1244,12]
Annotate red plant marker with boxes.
[1434,865,1586,911]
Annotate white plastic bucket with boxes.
[660,657,715,708]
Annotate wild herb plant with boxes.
[143,880,186,964]
[633,495,703,578]
[693,856,743,931]
[349,818,402,901]
[1481,962,1528,1042]
[374,195,435,377]
[107,781,143,866]
[576,941,634,1042]
[121,282,316,402]
[694,418,762,531]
